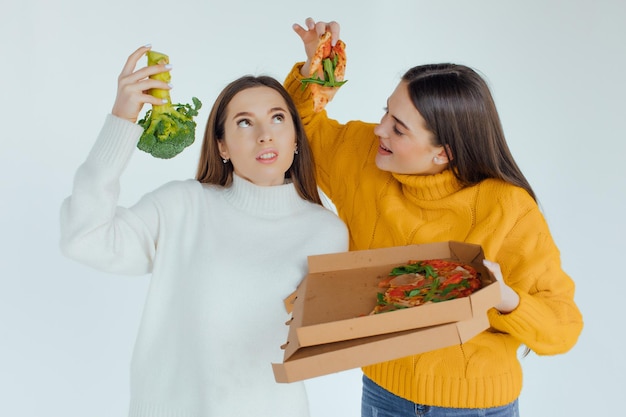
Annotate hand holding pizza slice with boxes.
[301,31,347,112]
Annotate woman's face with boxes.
[218,86,297,186]
[374,81,448,175]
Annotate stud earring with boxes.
[294,145,299,155]
[222,158,229,164]
[434,157,440,164]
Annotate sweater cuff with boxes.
[487,290,554,348]
[284,62,316,117]
[88,114,144,172]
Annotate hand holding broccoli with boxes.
[112,46,171,123]
[137,50,202,159]
[112,46,202,159]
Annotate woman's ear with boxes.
[217,140,229,159]
[433,146,453,165]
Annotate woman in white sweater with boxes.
[59,46,348,417]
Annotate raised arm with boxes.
[59,47,173,275]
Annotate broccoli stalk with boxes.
[137,50,202,159]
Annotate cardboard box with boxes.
[291,241,498,347]
[272,241,501,383]
[273,314,490,384]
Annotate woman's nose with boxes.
[374,113,389,137]
[257,125,273,143]
[373,121,386,138]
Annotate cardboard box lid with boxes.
[272,312,491,383]
[287,241,499,351]
[306,241,483,273]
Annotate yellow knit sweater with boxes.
[285,63,583,408]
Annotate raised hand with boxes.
[292,17,341,77]
[111,45,172,123]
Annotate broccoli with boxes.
[136,50,202,159]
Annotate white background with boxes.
[1,0,624,416]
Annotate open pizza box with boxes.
[272,241,501,383]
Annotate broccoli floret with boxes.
[136,51,202,159]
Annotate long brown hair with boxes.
[402,64,536,201]
[195,75,322,205]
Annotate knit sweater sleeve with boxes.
[486,190,583,356]
[59,114,159,275]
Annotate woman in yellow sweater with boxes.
[287,18,583,417]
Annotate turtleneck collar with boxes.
[221,174,310,217]
[391,169,464,202]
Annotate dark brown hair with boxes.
[402,64,536,201]
[195,75,322,205]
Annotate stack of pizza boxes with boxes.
[272,241,501,383]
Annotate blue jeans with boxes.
[362,375,519,417]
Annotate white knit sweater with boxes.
[59,115,349,417]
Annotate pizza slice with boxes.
[300,31,347,112]
[371,259,482,314]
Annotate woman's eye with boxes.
[381,107,402,135]
[272,113,286,123]
[236,119,251,128]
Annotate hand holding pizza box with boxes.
[273,241,501,383]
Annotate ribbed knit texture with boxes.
[59,114,349,417]
[285,63,583,408]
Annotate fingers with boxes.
[482,259,503,280]
[122,63,171,86]
[293,18,342,76]
[294,18,342,45]
[314,20,341,45]
[484,260,520,313]
[314,21,327,36]
[482,259,519,313]
[115,76,170,106]
[118,44,171,88]
[117,64,171,107]
[139,90,170,107]
[119,45,151,78]
[327,21,341,45]
[292,23,308,40]
[112,46,172,122]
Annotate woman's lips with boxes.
[256,150,278,163]
[378,142,392,155]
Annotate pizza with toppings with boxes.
[371,259,483,314]
[300,31,347,112]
